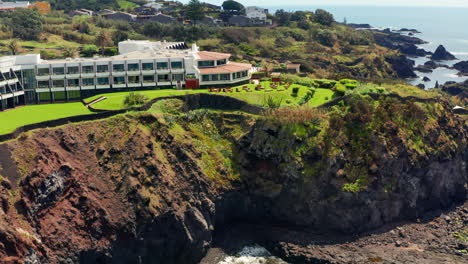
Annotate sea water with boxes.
[218,245,288,264]
[265,5,468,88]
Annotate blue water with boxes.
[266,5,468,87]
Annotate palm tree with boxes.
[6,39,20,55]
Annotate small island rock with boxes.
[431,45,457,60]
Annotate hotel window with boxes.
[52,80,65,87]
[67,79,79,87]
[156,62,168,70]
[52,67,65,75]
[113,76,125,84]
[128,76,140,83]
[143,75,154,83]
[157,74,169,82]
[236,72,241,79]
[37,68,50,76]
[186,73,196,79]
[97,65,108,73]
[242,71,248,77]
[113,64,125,72]
[82,65,94,73]
[217,59,227,65]
[127,63,139,71]
[142,63,154,70]
[211,74,219,81]
[37,81,49,88]
[198,60,215,67]
[202,75,210,82]
[220,74,230,80]
[82,78,94,86]
[67,66,79,74]
[171,61,183,69]
[172,74,184,81]
[97,77,109,85]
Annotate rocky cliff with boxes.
[0,96,466,263]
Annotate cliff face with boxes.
[0,96,466,263]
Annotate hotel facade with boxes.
[2,40,252,108]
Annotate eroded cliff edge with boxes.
[0,96,466,263]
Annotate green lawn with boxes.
[0,102,93,135]
[85,83,335,110]
[86,89,209,110]
[117,0,139,9]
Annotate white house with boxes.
[245,6,268,21]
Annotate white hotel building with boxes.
[2,40,252,107]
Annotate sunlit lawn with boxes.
[0,102,93,135]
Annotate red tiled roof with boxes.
[199,62,251,74]
[197,51,231,60]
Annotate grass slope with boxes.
[0,102,93,134]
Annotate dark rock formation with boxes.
[397,28,421,33]
[423,76,431,82]
[373,31,431,57]
[417,84,426,89]
[441,80,468,100]
[346,23,372,29]
[431,45,457,60]
[414,65,433,73]
[453,60,468,75]
[385,55,417,78]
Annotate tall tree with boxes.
[222,0,244,12]
[186,0,205,22]
[7,9,43,40]
[95,31,113,54]
[314,9,335,26]
[62,46,78,58]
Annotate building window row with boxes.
[233,70,248,80]
[36,74,185,88]
[36,61,185,75]
[202,72,247,82]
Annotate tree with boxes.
[314,9,335,26]
[95,31,113,54]
[81,44,99,57]
[62,46,78,58]
[8,9,43,40]
[6,39,20,55]
[222,0,244,11]
[186,0,205,22]
[262,61,274,77]
[274,9,292,26]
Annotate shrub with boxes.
[291,87,300,97]
[265,106,326,125]
[123,93,149,107]
[334,83,347,96]
[262,95,283,109]
[345,83,357,90]
[298,88,316,105]
[81,44,99,57]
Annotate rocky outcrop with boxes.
[385,55,417,78]
[0,96,466,263]
[442,80,468,101]
[373,31,431,57]
[431,45,457,60]
[453,60,468,75]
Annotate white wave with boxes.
[452,52,468,56]
[218,245,288,264]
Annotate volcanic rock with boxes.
[431,45,457,60]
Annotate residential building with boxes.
[136,13,178,24]
[0,40,252,109]
[245,6,268,21]
[102,11,137,22]
[0,1,29,11]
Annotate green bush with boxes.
[345,83,357,90]
[334,83,347,96]
[263,95,283,109]
[123,93,149,107]
[298,88,316,105]
[291,87,300,97]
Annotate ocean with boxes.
[266,5,468,88]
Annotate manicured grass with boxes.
[228,81,335,107]
[85,83,336,110]
[86,89,209,110]
[0,102,93,135]
[117,0,139,9]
